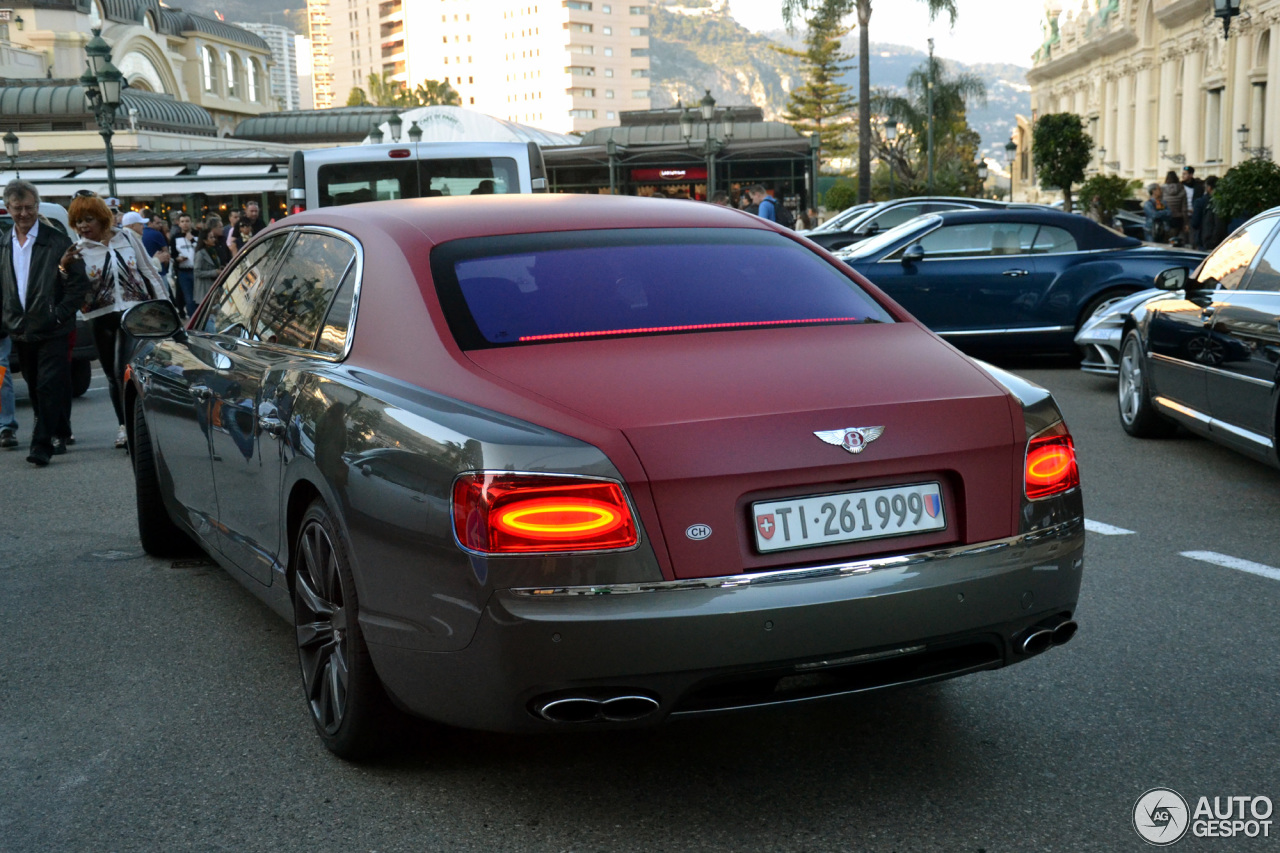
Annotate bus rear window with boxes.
[430,229,893,349]
[317,157,519,207]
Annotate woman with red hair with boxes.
[62,194,167,449]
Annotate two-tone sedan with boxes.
[836,208,1204,355]
[121,195,1085,759]
[1117,207,1280,465]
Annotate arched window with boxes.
[227,51,243,98]
[202,46,218,93]
[247,57,260,103]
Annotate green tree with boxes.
[773,0,857,166]
[783,0,957,203]
[1211,158,1280,222]
[1077,174,1142,225]
[359,73,460,108]
[870,56,985,197]
[823,180,858,211]
[1032,112,1093,213]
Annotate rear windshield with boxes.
[317,157,518,206]
[431,228,893,349]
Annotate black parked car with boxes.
[805,196,1009,252]
[833,208,1204,355]
[1117,208,1280,466]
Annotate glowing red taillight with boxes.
[452,473,639,554]
[290,204,305,215]
[1024,421,1079,500]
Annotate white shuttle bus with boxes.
[287,140,549,212]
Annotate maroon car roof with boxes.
[281,193,776,243]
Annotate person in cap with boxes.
[120,210,146,237]
[104,197,123,226]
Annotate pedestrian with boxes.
[225,209,243,252]
[104,196,122,226]
[709,191,731,207]
[745,184,766,216]
[0,180,89,466]
[755,185,778,222]
[1190,174,1227,252]
[1180,166,1205,212]
[236,218,255,253]
[205,214,233,267]
[121,210,146,237]
[171,212,198,318]
[1143,183,1171,243]
[141,210,172,280]
[69,193,169,450]
[192,226,225,305]
[1161,170,1187,244]
[241,200,267,236]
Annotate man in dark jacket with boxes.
[0,180,89,466]
[1190,175,1227,252]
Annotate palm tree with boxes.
[783,0,957,203]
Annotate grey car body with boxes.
[123,196,1085,758]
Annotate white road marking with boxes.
[1180,551,1280,582]
[1085,519,1135,535]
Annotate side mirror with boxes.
[1154,267,1189,292]
[121,299,184,339]
[902,243,925,264]
[858,223,880,236]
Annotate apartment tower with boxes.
[306,0,651,133]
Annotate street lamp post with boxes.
[976,160,988,198]
[1214,0,1242,39]
[3,131,19,179]
[1158,135,1186,165]
[1098,146,1120,171]
[1237,123,1272,160]
[79,29,124,199]
[680,90,732,199]
[606,137,618,195]
[885,120,898,200]
[387,113,403,143]
[407,121,422,143]
[1005,139,1017,199]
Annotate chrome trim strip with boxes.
[940,325,1073,337]
[1146,353,1263,384]
[1209,417,1275,448]
[1153,397,1274,448]
[509,517,1084,597]
[1188,361,1274,388]
[1153,396,1212,425]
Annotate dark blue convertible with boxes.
[834,208,1204,355]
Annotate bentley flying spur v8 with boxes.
[122,195,1086,759]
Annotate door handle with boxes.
[258,416,287,438]
[1002,269,1030,277]
[191,385,213,401]
[1201,306,1216,321]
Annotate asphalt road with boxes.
[2,361,1278,853]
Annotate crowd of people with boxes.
[0,178,270,466]
[1142,165,1228,251]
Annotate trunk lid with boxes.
[466,323,1022,579]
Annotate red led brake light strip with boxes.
[518,317,865,342]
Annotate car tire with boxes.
[71,358,92,398]
[132,402,200,557]
[293,500,396,760]
[1117,330,1177,438]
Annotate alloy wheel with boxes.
[295,520,350,735]
[1118,338,1143,426]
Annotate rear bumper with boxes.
[369,516,1085,732]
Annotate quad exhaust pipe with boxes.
[535,693,660,723]
[1018,616,1078,655]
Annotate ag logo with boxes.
[1133,788,1190,845]
[685,524,712,541]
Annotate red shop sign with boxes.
[630,167,708,182]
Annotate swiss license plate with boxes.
[751,483,946,553]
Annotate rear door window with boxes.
[318,161,418,206]
[431,228,894,349]
[419,158,519,196]
[911,222,1039,259]
[253,231,357,350]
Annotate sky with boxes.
[726,0,1048,68]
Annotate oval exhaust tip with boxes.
[538,697,601,723]
[1021,629,1054,655]
[1051,620,1078,646]
[601,695,660,722]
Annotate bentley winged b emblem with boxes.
[814,426,885,455]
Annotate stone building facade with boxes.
[1019,0,1280,203]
